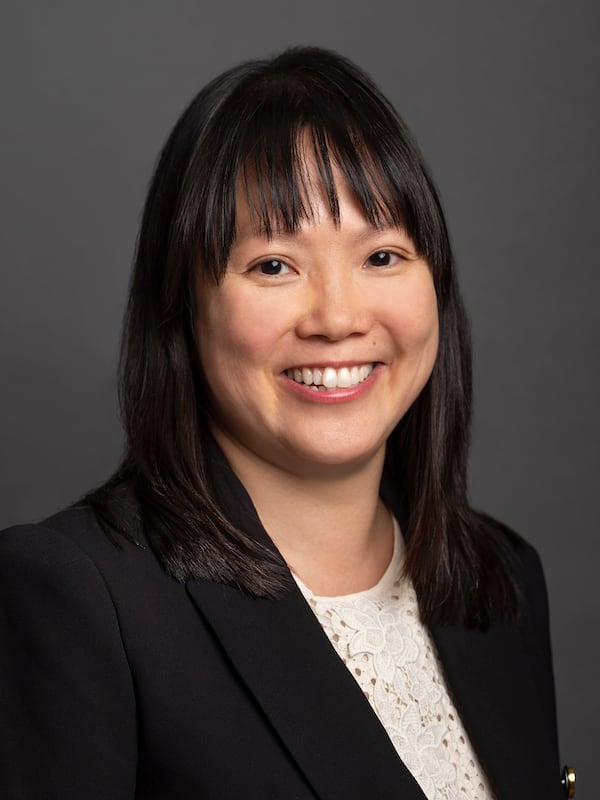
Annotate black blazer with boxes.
[0,451,564,799]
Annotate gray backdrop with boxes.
[1,0,598,791]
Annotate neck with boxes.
[213,428,394,596]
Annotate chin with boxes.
[280,439,386,475]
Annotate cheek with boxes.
[385,276,439,355]
[198,286,288,377]
[414,292,439,353]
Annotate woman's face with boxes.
[196,172,439,479]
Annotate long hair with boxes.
[88,47,519,626]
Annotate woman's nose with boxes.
[294,271,374,341]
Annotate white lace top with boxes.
[293,519,495,800]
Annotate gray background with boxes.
[1,0,598,790]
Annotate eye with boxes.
[252,259,292,276]
[365,250,403,268]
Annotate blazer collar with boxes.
[186,444,562,800]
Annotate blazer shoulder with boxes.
[0,510,94,572]
[478,511,547,592]
[0,493,151,583]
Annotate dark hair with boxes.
[88,46,519,627]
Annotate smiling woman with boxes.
[0,47,569,799]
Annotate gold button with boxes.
[561,765,576,798]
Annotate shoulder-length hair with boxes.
[89,47,519,627]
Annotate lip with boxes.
[284,361,374,370]
[281,362,382,404]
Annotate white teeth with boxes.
[301,367,313,385]
[286,363,374,390]
[337,367,352,388]
[322,367,337,389]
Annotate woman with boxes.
[0,47,568,799]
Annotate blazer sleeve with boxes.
[516,539,561,764]
[0,523,137,799]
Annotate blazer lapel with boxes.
[187,576,427,800]
[430,619,563,800]
[185,443,426,800]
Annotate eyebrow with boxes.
[233,221,410,248]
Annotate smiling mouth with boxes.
[285,364,375,390]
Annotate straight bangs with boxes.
[188,62,451,282]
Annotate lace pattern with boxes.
[294,521,494,800]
